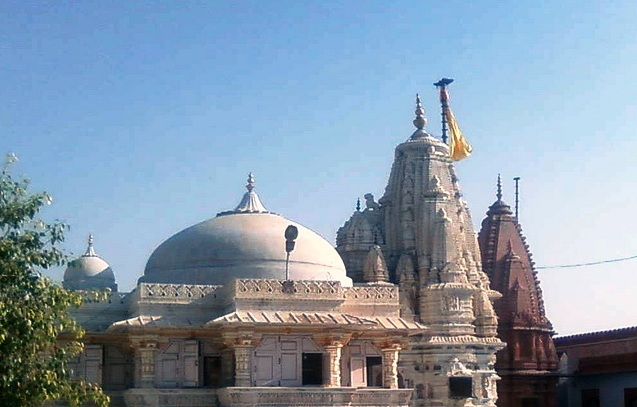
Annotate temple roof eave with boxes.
[206,311,426,333]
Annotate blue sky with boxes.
[2,1,636,335]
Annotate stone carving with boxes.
[443,295,461,311]
[397,254,418,318]
[364,193,380,211]
[448,357,471,376]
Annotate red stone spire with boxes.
[478,176,558,407]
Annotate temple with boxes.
[64,93,518,407]
[477,176,559,407]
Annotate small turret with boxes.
[63,235,117,292]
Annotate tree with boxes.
[0,154,108,407]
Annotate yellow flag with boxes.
[440,88,472,161]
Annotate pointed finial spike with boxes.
[246,172,255,192]
[356,197,361,212]
[413,93,427,130]
[84,234,97,256]
[497,174,503,201]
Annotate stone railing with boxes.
[123,389,218,407]
[344,285,398,302]
[217,387,412,407]
[233,279,344,300]
[137,283,222,301]
[77,290,128,305]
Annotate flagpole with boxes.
[433,78,454,144]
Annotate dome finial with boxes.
[246,172,255,192]
[497,174,503,201]
[413,93,427,130]
[84,234,97,257]
[356,197,361,212]
[221,172,269,215]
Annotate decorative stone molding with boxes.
[234,279,343,299]
[123,389,218,407]
[138,283,221,300]
[343,285,397,301]
[216,387,412,407]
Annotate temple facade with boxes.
[65,95,505,407]
[477,177,559,407]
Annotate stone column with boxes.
[234,343,253,387]
[323,343,343,387]
[131,337,158,388]
[381,345,401,389]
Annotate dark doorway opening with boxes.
[449,377,472,398]
[203,356,221,387]
[302,353,323,385]
[366,356,383,387]
[521,397,539,407]
[624,387,637,407]
[582,388,600,407]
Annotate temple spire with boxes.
[84,234,97,257]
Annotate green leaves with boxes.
[0,156,108,407]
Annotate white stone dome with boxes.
[140,174,351,287]
[63,235,117,291]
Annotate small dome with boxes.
[63,235,117,291]
[140,174,351,287]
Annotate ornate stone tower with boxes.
[477,176,558,407]
[338,95,504,407]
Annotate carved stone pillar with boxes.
[323,343,343,387]
[131,336,158,388]
[234,343,253,387]
[381,345,401,389]
[224,332,260,387]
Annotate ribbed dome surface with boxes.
[141,212,351,286]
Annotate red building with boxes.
[478,177,559,407]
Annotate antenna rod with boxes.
[513,177,521,221]
[434,78,454,144]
